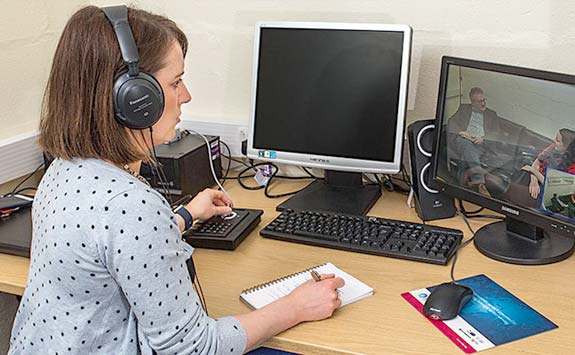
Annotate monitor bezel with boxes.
[430,56,575,238]
[246,21,412,174]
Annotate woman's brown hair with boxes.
[39,6,187,164]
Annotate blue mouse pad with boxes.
[402,274,557,353]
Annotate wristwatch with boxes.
[173,205,194,230]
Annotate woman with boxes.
[521,128,575,199]
[559,140,575,175]
[9,6,343,354]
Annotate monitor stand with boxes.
[474,217,575,265]
[276,170,381,215]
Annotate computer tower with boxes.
[141,132,222,200]
[407,119,456,221]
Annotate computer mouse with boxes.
[423,282,473,320]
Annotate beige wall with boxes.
[3,1,575,139]
[0,1,88,142]
[126,0,575,126]
[0,2,85,347]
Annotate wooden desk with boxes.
[2,180,574,355]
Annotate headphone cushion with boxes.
[113,71,164,130]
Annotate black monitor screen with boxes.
[434,60,575,224]
[253,28,405,162]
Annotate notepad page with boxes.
[315,262,374,306]
[240,262,373,309]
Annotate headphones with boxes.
[102,5,164,130]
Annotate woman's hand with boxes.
[285,274,345,322]
[458,131,472,140]
[528,176,541,199]
[471,136,484,145]
[235,273,345,350]
[185,188,232,221]
[521,165,533,173]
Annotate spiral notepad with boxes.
[239,262,374,310]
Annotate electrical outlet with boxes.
[179,118,248,157]
[239,128,248,142]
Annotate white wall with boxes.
[0,2,87,350]
[5,0,575,140]
[104,0,575,127]
[0,1,89,142]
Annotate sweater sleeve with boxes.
[96,187,247,354]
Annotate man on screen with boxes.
[447,87,501,196]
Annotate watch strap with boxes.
[174,205,193,230]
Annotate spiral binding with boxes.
[241,263,327,294]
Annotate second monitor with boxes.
[247,21,412,215]
[431,56,575,264]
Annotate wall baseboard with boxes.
[0,132,43,186]
[0,120,249,186]
[0,124,406,186]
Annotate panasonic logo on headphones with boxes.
[129,94,150,106]
[501,206,519,216]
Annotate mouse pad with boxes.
[401,274,557,353]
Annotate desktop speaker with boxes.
[407,119,456,221]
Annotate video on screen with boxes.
[435,64,575,220]
[541,168,575,222]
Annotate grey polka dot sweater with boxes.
[9,158,247,355]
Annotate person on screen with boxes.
[8,6,345,355]
[560,143,575,220]
[520,128,575,199]
[447,87,501,196]
[559,140,575,175]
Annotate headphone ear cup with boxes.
[113,71,164,130]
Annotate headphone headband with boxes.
[101,5,164,130]
[101,5,140,76]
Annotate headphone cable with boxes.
[143,129,173,205]
[148,128,209,313]
[184,129,233,203]
[10,162,44,196]
[218,140,233,185]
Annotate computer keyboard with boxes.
[260,209,463,265]
[183,208,263,250]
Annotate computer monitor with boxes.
[247,21,412,215]
[431,56,575,265]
